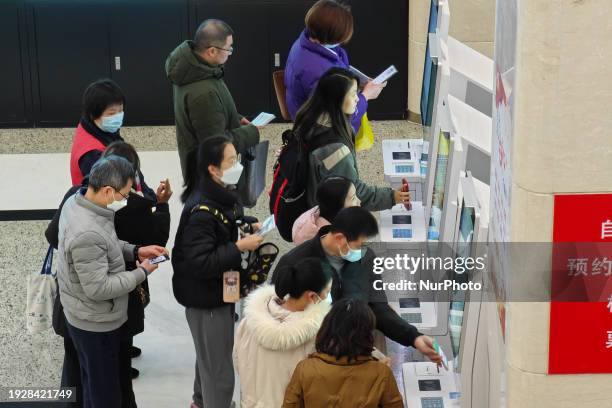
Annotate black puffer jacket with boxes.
[272,226,422,347]
[172,176,255,309]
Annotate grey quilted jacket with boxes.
[57,191,146,332]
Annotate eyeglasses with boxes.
[106,186,130,200]
[212,45,233,55]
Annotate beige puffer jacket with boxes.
[233,285,330,408]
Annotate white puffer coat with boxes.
[233,284,330,408]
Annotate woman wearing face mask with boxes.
[295,67,410,212]
[284,0,386,132]
[70,78,127,186]
[292,175,360,246]
[172,135,264,408]
[233,258,332,408]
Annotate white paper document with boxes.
[251,112,276,126]
[372,65,398,84]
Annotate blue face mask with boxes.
[339,240,363,263]
[323,43,340,49]
[100,112,124,133]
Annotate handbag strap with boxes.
[190,204,229,225]
[41,245,54,276]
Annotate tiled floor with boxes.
[0,120,423,407]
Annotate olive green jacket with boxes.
[166,41,260,179]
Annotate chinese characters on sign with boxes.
[567,258,612,276]
[602,220,612,240]
[549,194,612,374]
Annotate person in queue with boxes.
[273,207,443,366]
[56,156,168,408]
[293,67,410,212]
[292,175,360,245]
[70,79,127,186]
[47,142,172,407]
[171,136,263,408]
[166,19,260,181]
[284,0,386,132]
[282,298,404,408]
[233,258,332,408]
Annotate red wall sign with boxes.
[549,194,612,374]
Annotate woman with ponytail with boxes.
[172,135,263,408]
[233,258,332,408]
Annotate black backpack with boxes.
[268,128,337,242]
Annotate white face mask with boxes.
[107,189,128,212]
[219,162,244,185]
[323,43,340,49]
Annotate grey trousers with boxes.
[186,305,235,408]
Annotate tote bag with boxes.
[26,245,57,334]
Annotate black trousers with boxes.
[60,333,137,408]
[62,322,137,408]
[66,323,122,408]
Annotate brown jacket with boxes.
[282,352,404,408]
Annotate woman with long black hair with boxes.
[172,135,263,408]
[293,67,410,212]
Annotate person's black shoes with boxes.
[131,368,140,379]
[131,346,141,379]
[131,346,142,358]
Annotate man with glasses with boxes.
[57,156,168,407]
[166,19,260,182]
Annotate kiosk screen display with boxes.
[399,298,421,308]
[401,313,423,324]
[395,164,415,174]
[421,397,444,408]
[393,152,411,160]
[392,215,412,225]
[428,131,450,240]
[449,201,475,361]
[418,380,442,392]
[392,228,413,239]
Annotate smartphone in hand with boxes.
[149,254,170,265]
[402,178,412,211]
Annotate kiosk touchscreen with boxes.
[421,0,450,128]
[451,173,491,408]
[401,174,488,408]
[427,130,464,244]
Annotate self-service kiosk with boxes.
[402,173,489,408]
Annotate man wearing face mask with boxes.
[57,156,169,407]
[272,207,443,366]
[70,79,128,186]
[166,19,260,183]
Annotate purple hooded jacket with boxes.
[284,29,368,132]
